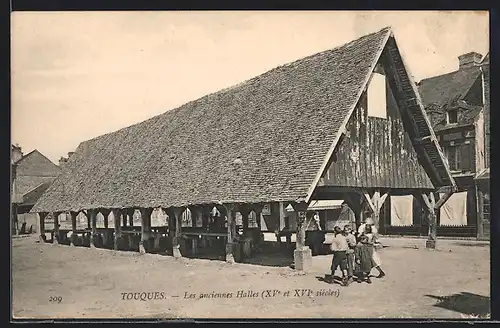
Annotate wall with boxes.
[482,64,490,168]
[436,127,476,173]
[322,68,434,189]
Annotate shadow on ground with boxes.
[425,292,490,317]
[453,242,490,248]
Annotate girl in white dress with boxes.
[364,224,386,278]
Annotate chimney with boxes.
[458,52,482,70]
[59,157,68,167]
[12,144,23,163]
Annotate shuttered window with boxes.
[445,145,459,171]
[460,143,472,171]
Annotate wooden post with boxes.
[122,213,127,227]
[100,209,111,247]
[360,189,389,231]
[112,209,122,251]
[103,212,109,229]
[476,185,485,240]
[189,206,200,255]
[421,193,437,249]
[291,202,312,272]
[344,193,363,230]
[89,209,97,248]
[165,207,184,258]
[139,208,153,254]
[52,212,61,244]
[223,204,235,264]
[127,209,134,227]
[254,204,263,231]
[421,191,453,249]
[38,212,48,243]
[279,202,285,232]
[70,211,78,246]
[85,211,91,229]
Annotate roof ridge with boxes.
[80,26,393,145]
[419,66,481,83]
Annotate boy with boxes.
[343,225,357,282]
[330,226,349,286]
[355,235,373,283]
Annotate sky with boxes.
[11,11,489,164]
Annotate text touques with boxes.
[120,289,339,301]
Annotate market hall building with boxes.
[31,27,456,271]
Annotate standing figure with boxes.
[354,235,374,283]
[364,224,386,278]
[343,225,357,283]
[357,217,378,237]
[329,226,350,286]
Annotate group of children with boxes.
[329,218,386,286]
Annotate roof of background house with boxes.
[426,102,484,132]
[418,66,482,109]
[418,52,489,131]
[31,27,454,213]
[13,150,61,205]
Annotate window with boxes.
[445,145,460,171]
[447,109,458,124]
[367,72,387,119]
[483,195,490,223]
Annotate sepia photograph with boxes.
[11,10,490,320]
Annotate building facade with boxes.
[11,145,62,234]
[382,51,490,239]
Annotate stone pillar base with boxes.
[139,242,146,254]
[293,247,312,272]
[173,245,182,258]
[226,253,235,264]
[426,240,436,249]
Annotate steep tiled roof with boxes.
[13,150,61,205]
[418,66,482,108]
[31,27,453,213]
[427,102,483,132]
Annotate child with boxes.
[354,235,374,284]
[365,224,386,278]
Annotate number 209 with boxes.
[49,296,62,303]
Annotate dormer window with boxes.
[447,109,458,124]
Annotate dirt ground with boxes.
[12,235,490,320]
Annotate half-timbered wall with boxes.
[321,64,434,189]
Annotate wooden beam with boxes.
[359,189,389,230]
[238,204,250,232]
[112,209,122,251]
[414,135,435,145]
[223,203,236,264]
[421,192,437,249]
[139,208,153,254]
[69,211,78,246]
[126,209,135,227]
[291,202,309,250]
[52,212,62,244]
[38,212,48,243]
[165,207,184,258]
[476,185,485,240]
[434,192,452,211]
[89,209,97,248]
[361,191,377,215]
